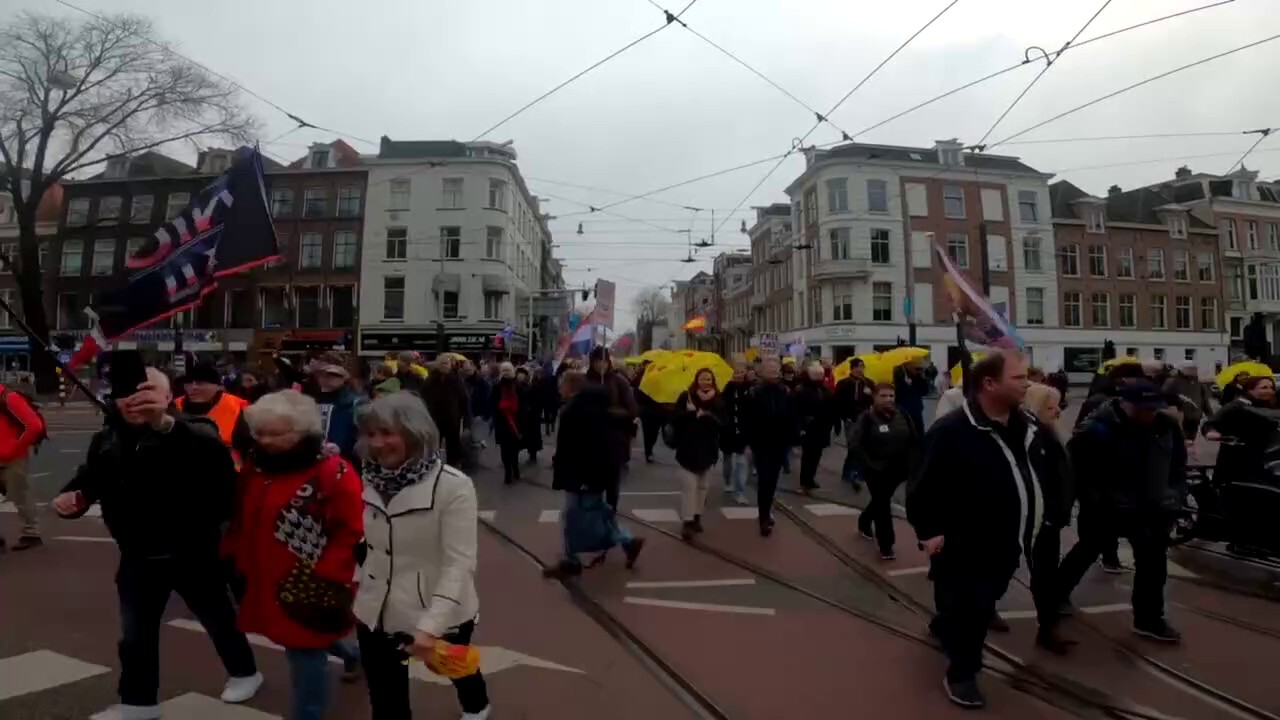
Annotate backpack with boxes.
[0,385,47,462]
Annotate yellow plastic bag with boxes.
[405,640,481,679]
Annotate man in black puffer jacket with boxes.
[745,357,799,537]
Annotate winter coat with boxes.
[1073,389,1113,431]
[934,387,966,421]
[718,381,752,454]
[894,367,931,435]
[1221,382,1243,405]
[794,380,834,449]
[1046,371,1070,409]
[1204,398,1280,487]
[833,376,874,423]
[225,450,363,649]
[907,401,1049,579]
[1034,422,1074,528]
[175,391,247,448]
[307,386,361,465]
[1069,399,1187,517]
[848,406,916,479]
[355,459,479,638]
[466,374,492,421]
[553,385,621,493]
[61,416,236,558]
[396,370,426,399]
[490,379,521,447]
[744,381,798,456]
[518,383,543,453]
[1163,374,1214,428]
[586,368,639,465]
[672,390,723,474]
[423,372,470,438]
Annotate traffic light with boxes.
[582,288,590,301]
[1102,339,1116,361]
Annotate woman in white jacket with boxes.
[353,392,491,720]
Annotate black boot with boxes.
[1035,627,1077,655]
[623,537,646,569]
[692,514,704,533]
[681,521,697,542]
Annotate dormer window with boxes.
[1168,214,1187,239]
[1233,180,1251,200]
[939,147,961,166]
[204,152,230,174]
[309,149,330,168]
[1085,207,1105,233]
[104,157,129,179]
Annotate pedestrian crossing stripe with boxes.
[804,503,861,517]
[91,693,281,720]
[0,649,110,701]
[528,504,851,523]
[0,499,101,517]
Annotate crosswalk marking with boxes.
[0,649,110,701]
[478,510,496,521]
[623,596,776,616]
[538,509,560,523]
[91,692,282,720]
[0,500,101,517]
[631,508,680,523]
[719,507,758,520]
[804,503,860,517]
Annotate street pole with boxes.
[435,232,446,357]
[978,220,991,296]
[899,186,917,346]
[173,310,185,376]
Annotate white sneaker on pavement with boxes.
[461,706,492,720]
[90,704,162,720]
[220,672,264,703]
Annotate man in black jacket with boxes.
[908,351,1045,709]
[1060,380,1187,643]
[835,358,875,488]
[422,356,472,467]
[850,383,917,559]
[745,357,799,536]
[51,365,260,719]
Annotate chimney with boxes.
[934,138,964,167]
[1175,165,1192,180]
[1108,184,1122,197]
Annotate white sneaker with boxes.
[90,705,162,720]
[461,706,492,720]
[220,672,264,703]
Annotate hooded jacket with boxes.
[1068,399,1187,516]
[833,375,874,422]
[793,378,834,449]
[848,405,916,478]
[672,389,723,474]
[553,385,621,493]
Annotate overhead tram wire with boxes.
[1226,128,1275,174]
[471,0,701,142]
[1002,129,1263,145]
[1051,144,1280,175]
[712,0,961,240]
[973,0,1113,148]
[53,0,380,148]
[532,189,688,234]
[987,32,1280,150]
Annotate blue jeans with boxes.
[722,451,748,495]
[285,648,330,720]
[562,492,632,565]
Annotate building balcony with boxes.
[812,258,871,281]
[750,290,767,308]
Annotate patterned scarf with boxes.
[362,457,434,504]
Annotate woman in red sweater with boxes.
[224,390,363,720]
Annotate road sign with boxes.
[759,332,779,358]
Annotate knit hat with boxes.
[183,361,220,385]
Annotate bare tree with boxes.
[633,286,671,351]
[0,11,256,390]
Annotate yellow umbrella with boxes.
[880,346,929,368]
[781,356,797,365]
[744,348,759,362]
[1096,356,1140,375]
[622,356,644,366]
[1215,361,1273,389]
[383,360,428,378]
[639,350,734,403]
[949,351,987,387]
[639,349,671,363]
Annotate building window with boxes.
[1025,287,1044,326]
[59,239,83,275]
[833,285,853,321]
[270,188,293,217]
[299,233,323,269]
[866,179,888,213]
[1117,247,1134,278]
[486,226,503,259]
[1147,248,1165,280]
[1088,245,1107,277]
[1063,292,1082,327]
[1247,264,1259,300]
[442,290,459,319]
[810,288,822,325]
[1118,293,1137,328]
[1228,265,1243,300]
[1086,208,1105,233]
[1023,236,1042,271]
[1197,253,1215,282]
[330,286,354,327]
[296,286,322,328]
[872,282,892,322]
[1151,295,1167,329]
[1247,221,1259,249]
[130,195,153,223]
[946,233,969,268]
[0,289,12,329]
[166,192,189,219]
[1173,250,1190,281]
[826,178,848,213]
[828,228,850,260]
[1226,219,1237,250]
[125,236,147,262]
[483,293,503,319]
[870,228,891,264]
[261,287,289,328]
[1200,297,1217,330]
[333,231,357,269]
[442,178,463,209]
[383,277,405,321]
[389,180,411,210]
[1090,292,1110,327]
[385,227,408,260]
[1230,316,1243,338]
[1174,296,1192,330]
[1168,214,1187,239]
[91,239,114,275]
[310,149,329,168]
[67,198,90,226]
[943,185,965,218]
[97,196,122,224]
[441,227,461,259]
[57,292,80,329]
[1017,190,1038,223]
[487,179,508,211]
[337,186,361,217]
[302,188,327,218]
[1060,244,1079,276]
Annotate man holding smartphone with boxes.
[52,356,261,720]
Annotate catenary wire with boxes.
[471,0,700,141]
[1002,130,1263,145]
[988,32,1280,149]
[1226,129,1275,174]
[974,0,1113,148]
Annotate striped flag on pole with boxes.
[933,241,1023,350]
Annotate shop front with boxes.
[359,327,530,360]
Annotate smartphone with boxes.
[109,350,147,399]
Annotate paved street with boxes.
[2,400,1279,719]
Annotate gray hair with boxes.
[355,392,439,462]
[243,390,323,435]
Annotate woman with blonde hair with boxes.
[1022,381,1076,654]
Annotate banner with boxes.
[90,146,279,339]
[594,279,616,330]
[933,241,1023,350]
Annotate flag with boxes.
[87,146,279,342]
[933,241,1023,350]
[682,315,707,332]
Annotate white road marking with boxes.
[0,649,110,701]
[94,692,282,720]
[538,509,560,523]
[804,503,860,517]
[478,510,496,522]
[626,578,756,589]
[53,535,113,543]
[623,596,776,616]
[886,566,930,577]
[0,501,98,516]
[719,507,757,520]
[31,472,50,478]
[631,508,681,523]
[59,448,82,454]
[620,491,681,496]
[1002,603,1132,620]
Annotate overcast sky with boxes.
[14,0,1280,333]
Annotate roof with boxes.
[816,142,1046,175]
[85,151,195,180]
[377,137,469,160]
[1050,179,1212,228]
[1049,180,1092,218]
[286,139,363,169]
[757,203,791,217]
